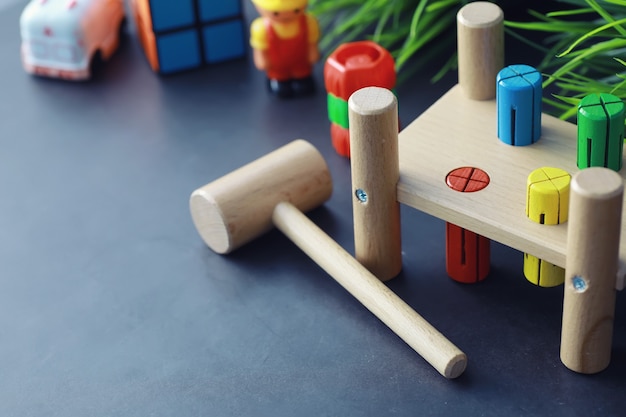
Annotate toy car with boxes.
[20,0,125,80]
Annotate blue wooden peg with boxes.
[497,64,542,146]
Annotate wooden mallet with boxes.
[189,139,467,379]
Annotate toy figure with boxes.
[250,0,320,98]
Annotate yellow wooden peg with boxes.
[523,253,565,287]
[524,167,571,287]
[526,167,570,225]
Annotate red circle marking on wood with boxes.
[446,167,490,192]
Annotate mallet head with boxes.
[190,140,333,254]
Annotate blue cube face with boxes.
[203,20,245,63]
[149,0,195,32]
[156,30,202,74]
[198,0,241,22]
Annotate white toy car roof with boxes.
[20,0,117,39]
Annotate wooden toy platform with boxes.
[397,84,625,271]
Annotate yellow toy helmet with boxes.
[252,0,309,11]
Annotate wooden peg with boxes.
[445,223,490,283]
[526,167,570,226]
[497,65,542,146]
[561,167,623,373]
[524,167,570,287]
[577,93,625,171]
[456,1,504,100]
[349,87,402,281]
[444,167,491,283]
[523,254,565,287]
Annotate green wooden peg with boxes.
[577,93,625,171]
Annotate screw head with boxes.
[355,188,368,203]
[572,276,587,292]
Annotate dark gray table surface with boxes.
[1,2,625,416]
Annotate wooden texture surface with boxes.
[349,87,402,281]
[272,201,467,379]
[189,140,333,254]
[456,2,504,100]
[561,168,623,373]
[397,84,626,272]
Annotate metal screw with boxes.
[572,276,587,292]
[355,189,368,203]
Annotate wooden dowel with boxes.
[561,167,623,373]
[349,87,402,281]
[457,2,504,100]
[273,201,468,379]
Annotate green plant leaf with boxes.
[557,17,626,57]
[547,8,594,17]
[552,94,582,105]
[584,0,626,36]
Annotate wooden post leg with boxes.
[349,87,402,281]
[457,2,504,100]
[561,167,623,373]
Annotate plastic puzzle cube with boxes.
[132,0,245,74]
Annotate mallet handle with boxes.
[273,201,468,379]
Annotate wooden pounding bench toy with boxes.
[350,2,625,375]
[189,0,625,379]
